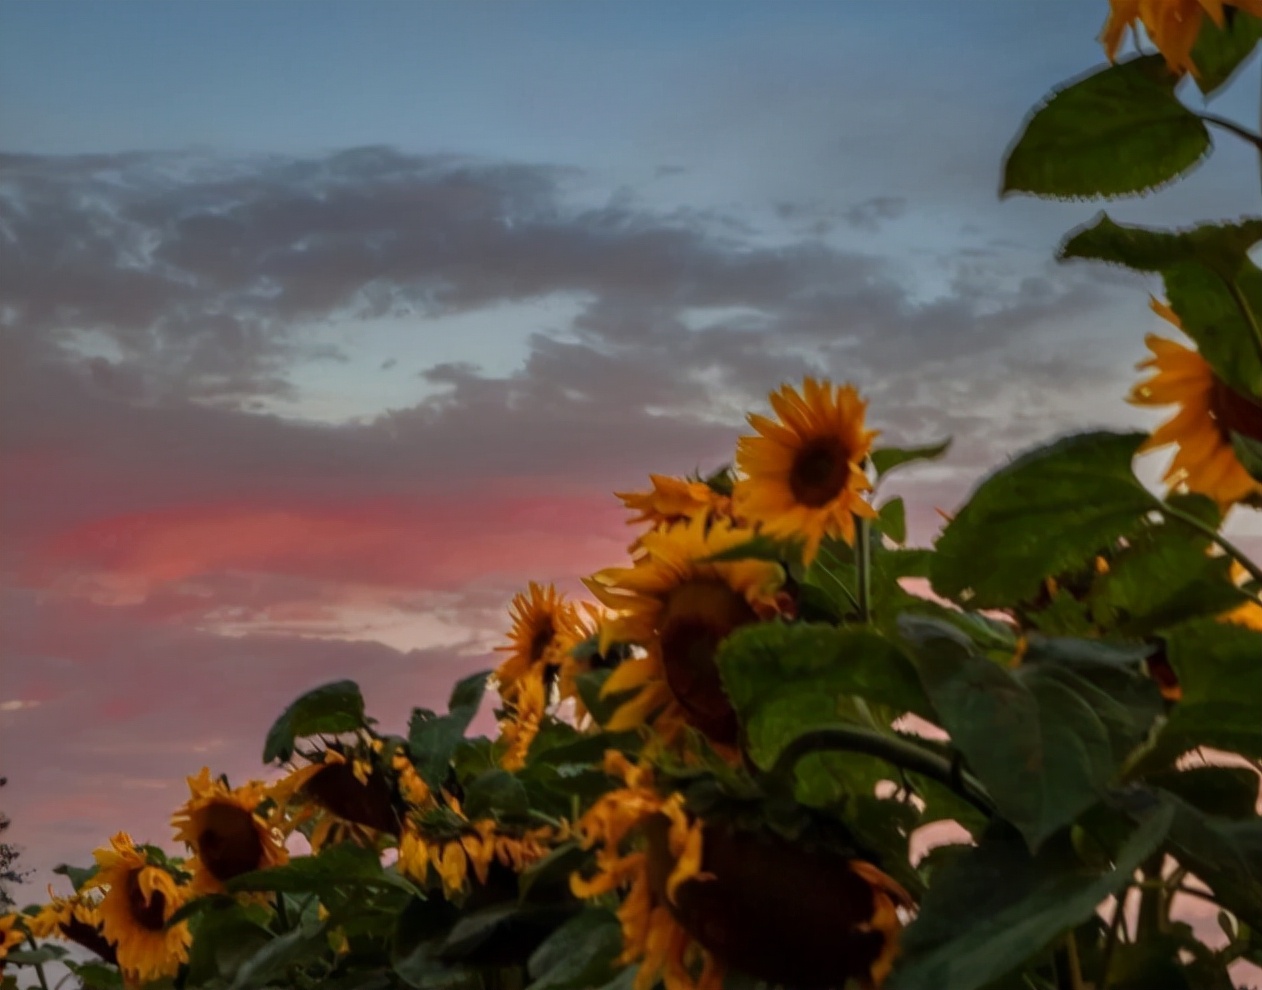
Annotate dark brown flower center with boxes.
[126,870,168,932]
[643,817,893,990]
[1210,377,1262,444]
[658,580,756,745]
[789,438,851,508]
[198,801,265,882]
[304,760,402,836]
[62,917,119,966]
[529,620,555,663]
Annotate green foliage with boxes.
[930,432,1154,608]
[1191,9,1262,97]
[263,680,367,764]
[408,671,490,790]
[1002,57,1211,200]
[869,438,951,480]
[889,802,1174,990]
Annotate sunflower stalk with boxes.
[855,515,873,624]
[25,934,50,990]
[768,726,995,816]
[1157,499,1262,586]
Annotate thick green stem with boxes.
[769,726,995,816]
[1097,891,1128,990]
[1159,499,1262,586]
[1063,931,1086,990]
[855,515,872,624]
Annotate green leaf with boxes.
[440,901,578,965]
[185,904,275,988]
[1087,524,1246,635]
[461,769,530,821]
[719,621,935,749]
[574,669,642,728]
[1002,56,1211,200]
[1148,766,1261,819]
[1154,619,1262,761]
[870,439,952,479]
[227,843,415,896]
[1060,213,1262,275]
[900,616,1116,851]
[262,680,366,764]
[1192,9,1262,96]
[878,496,907,545]
[1161,793,1262,930]
[52,862,98,892]
[888,802,1174,990]
[64,963,122,990]
[1232,431,1262,481]
[930,432,1153,609]
[517,841,588,903]
[3,946,68,965]
[229,921,328,990]
[1163,258,1262,397]
[700,533,786,563]
[527,909,623,990]
[408,671,490,790]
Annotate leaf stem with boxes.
[1199,112,1262,150]
[1063,931,1086,990]
[1158,499,1262,586]
[768,726,995,816]
[855,515,872,624]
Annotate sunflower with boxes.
[497,666,548,771]
[573,752,910,990]
[1129,298,1262,507]
[585,515,786,747]
[28,891,117,965]
[86,833,191,984]
[734,377,879,565]
[1101,0,1262,76]
[397,799,560,900]
[0,913,24,965]
[495,582,586,706]
[571,753,723,990]
[617,475,735,552]
[268,748,403,849]
[171,768,289,894]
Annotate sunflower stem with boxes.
[26,934,51,990]
[1199,112,1262,151]
[1158,499,1262,586]
[768,726,995,817]
[855,516,872,624]
[275,892,290,931]
[1097,891,1128,990]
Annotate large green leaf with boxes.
[1164,259,1262,398]
[461,769,530,821]
[185,903,276,988]
[1232,431,1262,481]
[900,617,1118,851]
[227,842,416,897]
[263,680,366,764]
[1161,793,1262,930]
[409,671,490,790]
[1060,214,1262,275]
[889,802,1174,990]
[228,921,328,990]
[1087,525,1246,636]
[930,432,1153,609]
[1002,56,1210,200]
[527,909,623,990]
[1153,619,1262,761]
[1191,9,1262,97]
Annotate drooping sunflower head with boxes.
[497,667,548,771]
[29,890,117,965]
[86,832,191,985]
[586,515,787,746]
[495,582,586,705]
[1129,298,1262,508]
[572,753,910,990]
[171,767,288,894]
[735,377,879,566]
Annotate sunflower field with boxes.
[5,3,1262,989]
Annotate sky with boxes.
[3,0,1262,910]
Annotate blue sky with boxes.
[4,0,1262,902]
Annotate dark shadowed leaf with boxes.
[263,680,366,764]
